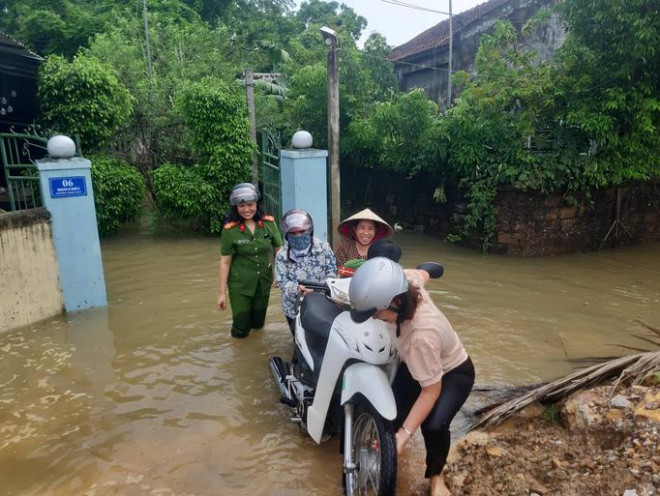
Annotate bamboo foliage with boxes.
[470,351,660,431]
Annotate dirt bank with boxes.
[445,382,659,496]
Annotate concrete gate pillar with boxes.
[36,135,107,311]
[280,131,329,242]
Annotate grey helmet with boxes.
[349,257,409,323]
[229,182,259,206]
[281,209,314,238]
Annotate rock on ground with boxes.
[445,382,660,496]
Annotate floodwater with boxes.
[1,230,659,496]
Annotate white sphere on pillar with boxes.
[292,130,313,149]
[47,135,76,159]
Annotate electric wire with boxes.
[357,52,620,94]
[363,2,615,94]
[376,0,451,16]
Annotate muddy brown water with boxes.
[1,231,659,495]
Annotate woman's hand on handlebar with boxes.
[416,262,444,279]
[298,284,313,295]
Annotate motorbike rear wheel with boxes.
[344,403,397,496]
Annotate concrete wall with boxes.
[0,208,64,332]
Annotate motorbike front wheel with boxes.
[344,403,397,496]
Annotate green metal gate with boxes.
[0,130,48,212]
[260,127,282,225]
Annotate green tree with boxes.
[218,0,297,72]
[85,14,239,176]
[434,4,660,250]
[362,33,398,101]
[295,0,366,42]
[555,0,660,186]
[346,89,443,174]
[284,63,328,145]
[255,77,288,131]
[152,78,253,233]
[38,54,133,150]
[0,0,111,57]
[282,24,383,152]
[434,19,556,249]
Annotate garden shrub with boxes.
[151,163,223,233]
[90,155,145,236]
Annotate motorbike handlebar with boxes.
[294,280,330,315]
[416,262,444,279]
[298,280,329,293]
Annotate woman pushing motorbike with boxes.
[349,257,475,496]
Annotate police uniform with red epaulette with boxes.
[221,215,282,337]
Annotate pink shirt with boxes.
[395,270,468,388]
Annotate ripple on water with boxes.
[2,235,659,495]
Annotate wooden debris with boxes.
[470,351,660,431]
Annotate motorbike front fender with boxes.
[340,363,397,421]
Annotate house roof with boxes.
[0,31,43,79]
[389,0,511,61]
[0,32,43,128]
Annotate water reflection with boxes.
[0,232,658,495]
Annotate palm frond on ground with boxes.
[469,320,660,431]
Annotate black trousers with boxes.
[392,357,475,478]
[286,316,296,336]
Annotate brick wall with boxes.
[342,168,660,256]
[490,184,660,256]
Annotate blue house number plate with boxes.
[49,176,87,198]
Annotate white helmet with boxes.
[349,257,409,323]
[281,209,314,238]
[229,182,259,206]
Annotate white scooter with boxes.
[269,276,399,496]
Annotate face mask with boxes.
[288,233,312,252]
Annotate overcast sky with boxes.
[295,0,488,47]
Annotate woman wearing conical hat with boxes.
[335,208,393,276]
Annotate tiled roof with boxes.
[0,31,42,60]
[389,0,511,61]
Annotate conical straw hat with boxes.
[337,208,393,240]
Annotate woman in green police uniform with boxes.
[217,183,282,338]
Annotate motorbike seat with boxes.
[299,292,342,359]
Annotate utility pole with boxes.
[321,26,340,249]
[143,0,153,84]
[245,68,259,184]
[142,0,156,167]
[447,0,453,109]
